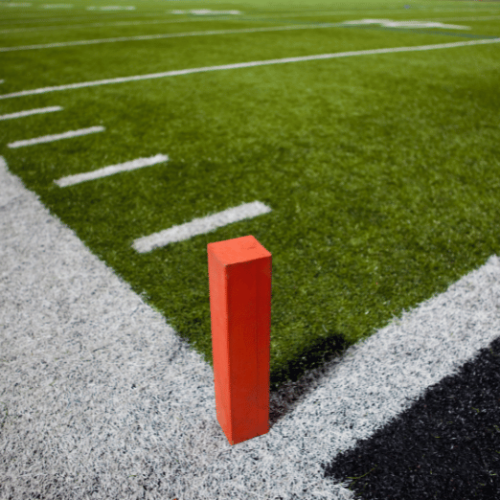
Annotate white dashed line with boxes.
[54,154,168,187]
[0,106,62,121]
[132,201,272,253]
[8,126,104,148]
[1,38,499,101]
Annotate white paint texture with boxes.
[342,18,471,30]
[8,126,104,148]
[172,9,241,15]
[1,38,499,101]
[0,12,497,35]
[0,16,213,34]
[1,155,500,499]
[0,24,338,52]
[0,2,31,7]
[0,105,62,121]
[42,4,73,8]
[132,201,272,253]
[87,5,135,10]
[54,154,168,187]
[279,6,500,18]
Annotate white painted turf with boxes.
[0,105,62,121]
[54,153,168,187]
[8,125,104,148]
[132,200,272,253]
[0,17,218,35]
[1,37,499,101]
[0,24,342,53]
[1,156,500,499]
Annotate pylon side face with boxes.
[207,249,231,437]
[207,235,271,446]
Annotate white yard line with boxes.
[341,19,470,30]
[0,14,139,25]
[54,153,168,187]
[8,126,104,148]
[1,38,499,101]
[132,201,272,253]
[42,4,73,8]
[0,16,217,34]
[171,9,241,16]
[0,106,62,121]
[0,2,32,7]
[87,5,135,11]
[0,24,339,52]
[1,154,500,499]
[269,7,500,18]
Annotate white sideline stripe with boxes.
[132,201,272,253]
[0,106,62,121]
[54,154,168,187]
[2,153,500,499]
[8,126,104,148]
[1,38,499,101]
[0,24,338,52]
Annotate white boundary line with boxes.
[8,126,104,148]
[1,154,500,499]
[0,105,62,121]
[1,38,499,101]
[132,201,272,253]
[0,24,338,53]
[54,153,168,187]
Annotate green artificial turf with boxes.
[1,0,500,390]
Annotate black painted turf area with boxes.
[322,337,500,500]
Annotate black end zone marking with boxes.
[322,336,500,499]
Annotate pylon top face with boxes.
[207,235,271,267]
